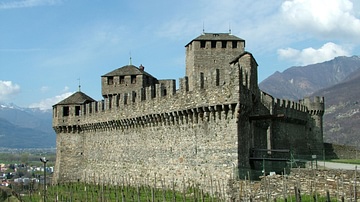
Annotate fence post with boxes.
[326,190,330,202]
[355,166,357,202]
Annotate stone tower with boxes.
[185,33,245,91]
[302,96,325,152]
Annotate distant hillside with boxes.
[0,104,55,148]
[311,69,360,146]
[259,56,360,100]
[259,56,360,147]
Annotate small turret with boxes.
[52,91,95,129]
[302,96,325,154]
[101,65,158,98]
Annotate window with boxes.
[131,75,136,84]
[221,41,227,48]
[107,76,114,85]
[200,72,204,89]
[63,106,69,117]
[200,41,206,48]
[132,92,136,102]
[232,41,237,48]
[120,76,125,84]
[75,106,81,116]
[211,41,216,48]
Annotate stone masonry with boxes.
[52,32,325,200]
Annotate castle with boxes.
[52,32,324,191]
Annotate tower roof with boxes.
[230,51,258,66]
[102,65,155,78]
[185,33,245,47]
[54,91,96,106]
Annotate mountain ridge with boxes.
[0,104,55,148]
[260,55,360,147]
[259,55,360,100]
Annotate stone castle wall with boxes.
[52,34,325,200]
[52,59,243,185]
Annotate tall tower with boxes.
[185,33,245,91]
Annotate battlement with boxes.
[301,96,325,116]
[259,91,325,124]
[53,62,243,129]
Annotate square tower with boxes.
[185,33,245,91]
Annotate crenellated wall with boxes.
[52,33,325,200]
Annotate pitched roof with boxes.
[230,51,258,66]
[102,65,155,78]
[185,33,245,46]
[55,91,96,106]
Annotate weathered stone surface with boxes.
[52,32,325,201]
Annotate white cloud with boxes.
[40,86,49,93]
[0,81,20,101]
[29,91,73,110]
[62,86,69,92]
[155,0,285,51]
[281,0,360,40]
[278,42,350,65]
[0,0,62,9]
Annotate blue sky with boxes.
[1,0,360,110]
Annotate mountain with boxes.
[0,104,56,148]
[311,69,360,146]
[259,56,360,147]
[259,56,360,100]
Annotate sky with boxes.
[1,0,360,110]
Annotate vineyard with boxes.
[11,181,220,202]
[6,169,359,202]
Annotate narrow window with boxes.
[75,106,81,116]
[132,91,136,102]
[216,69,220,86]
[211,41,216,48]
[232,41,237,48]
[131,75,136,84]
[120,76,125,84]
[116,94,120,107]
[124,93,128,105]
[101,100,105,111]
[200,72,204,89]
[221,41,227,48]
[163,88,167,96]
[63,106,69,117]
[108,96,112,109]
[200,41,206,48]
[107,76,114,85]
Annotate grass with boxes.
[328,159,360,165]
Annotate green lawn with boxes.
[329,159,360,165]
